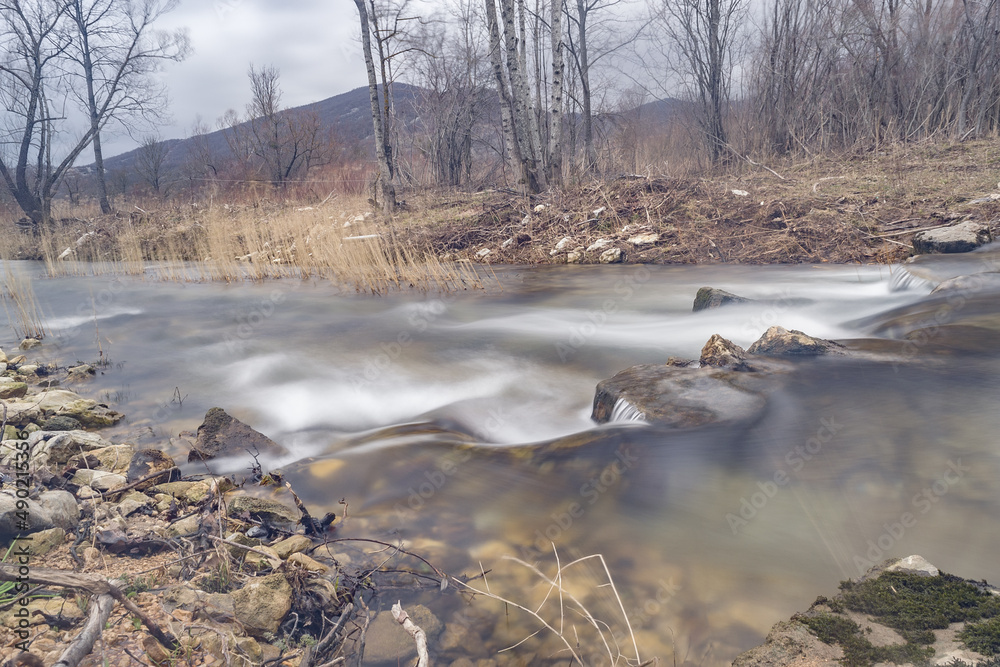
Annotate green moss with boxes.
[839,571,1000,632]
[799,612,934,667]
[961,617,1000,656]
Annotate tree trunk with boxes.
[576,0,595,172]
[73,0,112,214]
[549,0,564,186]
[485,0,528,188]
[354,0,396,214]
[499,0,546,191]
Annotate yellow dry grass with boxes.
[1,195,484,293]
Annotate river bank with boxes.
[2,141,999,278]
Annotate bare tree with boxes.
[652,0,747,164]
[68,0,189,214]
[135,134,167,195]
[0,0,78,226]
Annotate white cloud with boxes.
[102,0,367,156]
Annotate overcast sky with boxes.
[102,0,371,157]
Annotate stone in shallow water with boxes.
[188,407,287,462]
[693,287,752,312]
[592,364,771,428]
[748,325,843,356]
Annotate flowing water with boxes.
[4,250,1000,665]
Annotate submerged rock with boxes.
[592,364,771,428]
[188,407,287,462]
[693,287,752,311]
[912,221,993,254]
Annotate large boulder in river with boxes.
[693,287,752,312]
[188,408,287,462]
[748,326,844,357]
[592,364,772,428]
[912,221,993,254]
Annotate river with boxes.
[4,250,1000,666]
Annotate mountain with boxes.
[91,83,422,178]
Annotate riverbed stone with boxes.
[37,490,80,531]
[0,381,28,400]
[188,407,287,462]
[40,415,82,431]
[912,220,993,254]
[226,495,298,525]
[232,573,292,637]
[73,443,134,474]
[271,534,313,559]
[43,430,113,464]
[747,326,843,356]
[19,338,41,350]
[930,271,1000,294]
[693,287,752,311]
[592,364,771,427]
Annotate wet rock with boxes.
[747,326,844,357]
[0,348,6,364]
[699,334,751,370]
[188,407,287,462]
[599,247,623,263]
[66,364,96,381]
[227,494,298,525]
[692,287,752,312]
[40,415,81,431]
[364,605,443,664]
[930,271,1000,294]
[592,364,771,428]
[19,338,41,350]
[913,221,993,254]
[127,449,179,489]
[232,573,292,637]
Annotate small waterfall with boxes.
[609,397,646,423]
[888,267,935,292]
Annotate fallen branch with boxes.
[205,535,282,569]
[391,602,429,667]
[53,593,114,667]
[0,565,178,652]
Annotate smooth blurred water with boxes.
[3,255,1000,665]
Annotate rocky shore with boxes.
[0,341,454,667]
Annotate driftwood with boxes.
[391,601,429,667]
[0,564,179,660]
[53,593,114,667]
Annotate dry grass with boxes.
[1,195,484,293]
[455,546,657,667]
[1,264,46,340]
[398,139,1000,265]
